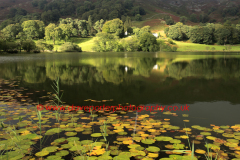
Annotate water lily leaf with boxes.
[67,137,80,142]
[222,133,235,138]
[173,143,185,149]
[68,141,81,146]
[43,146,59,152]
[65,132,77,136]
[55,150,69,156]
[206,136,217,140]
[61,144,72,149]
[128,144,141,149]
[227,139,239,143]
[91,133,102,137]
[141,139,155,144]
[111,150,121,155]
[69,145,84,152]
[148,153,158,158]
[35,150,49,157]
[109,146,118,150]
[136,146,145,151]
[46,128,62,135]
[170,139,181,144]
[45,155,63,160]
[155,136,173,141]
[204,144,220,150]
[119,152,132,157]
[54,138,66,143]
[75,127,84,132]
[195,149,206,154]
[146,146,160,152]
[118,132,127,135]
[81,140,93,145]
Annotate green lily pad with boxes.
[91,133,103,137]
[173,143,185,149]
[54,138,66,143]
[65,132,77,136]
[45,155,63,160]
[111,150,121,155]
[146,146,160,152]
[43,146,59,152]
[55,150,69,156]
[81,140,93,145]
[35,150,49,157]
[61,144,72,149]
[67,137,80,142]
[155,136,173,141]
[46,128,62,135]
[69,145,85,152]
[170,139,181,144]
[141,139,155,144]
[136,146,145,151]
[222,133,235,138]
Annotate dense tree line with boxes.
[92,18,177,52]
[30,0,146,24]
[165,22,240,45]
[0,16,176,53]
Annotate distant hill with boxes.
[0,0,239,25]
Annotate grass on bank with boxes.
[33,37,94,52]
[173,40,240,52]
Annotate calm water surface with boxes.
[1,52,240,127]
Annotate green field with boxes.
[33,37,95,52]
[173,40,240,52]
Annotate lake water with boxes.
[1,52,240,159]
[1,52,240,127]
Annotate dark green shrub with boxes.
[59,42,82,52]
[22,40,36,52]
[45,44,54,51]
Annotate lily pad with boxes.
[146,146,160,152]
[141,139,155,144]
[35,150,49,157]
[65,132,77,136]
[67,137,80,142]
[43,146,59,152]
[91,133,103,137]
[155,136,173,141]
[56,150,69,156]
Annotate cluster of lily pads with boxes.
[1,78,240,160]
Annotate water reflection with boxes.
[1,53,240,126]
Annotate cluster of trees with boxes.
[221,4,240,17]
[163,15,174,25]
[92,18,177,52]
[30,0,146,24]
[189,13,210,23]
[165,22,240,45]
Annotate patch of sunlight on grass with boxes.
[78,37,95,52]
[173,41,240,52]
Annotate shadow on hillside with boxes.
[68,37,93,44]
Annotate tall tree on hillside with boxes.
[87,15,93,36]
[45,23,62,45]
[124,16,132,32]
[94,19,105,33]
[102,18,124,38]
[1,23,22,40]
[21,20,45,39]
[59,23,73,42]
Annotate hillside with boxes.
[0,0,240,24]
